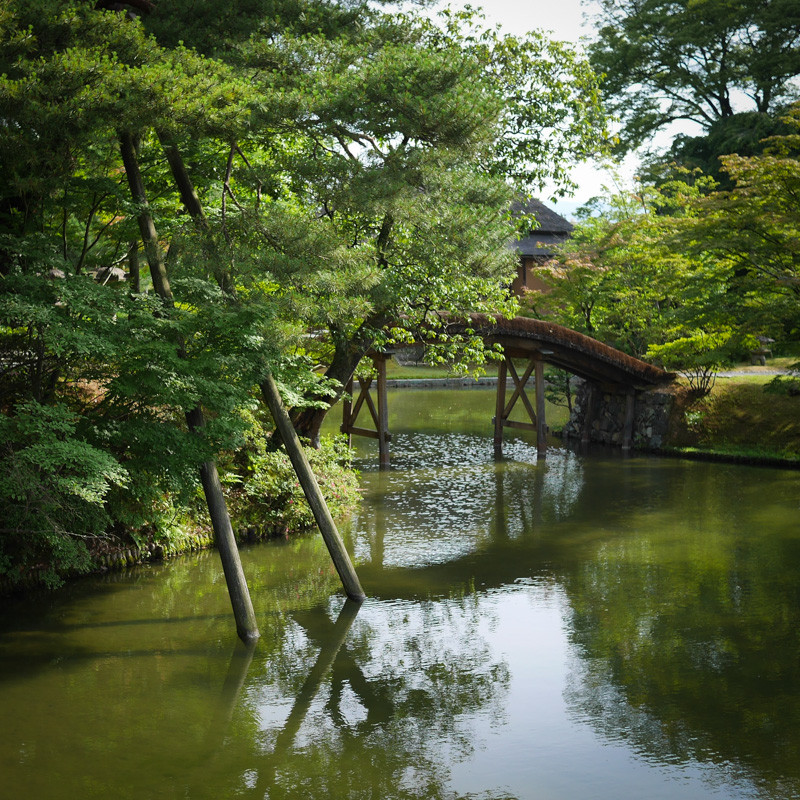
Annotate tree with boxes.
[677,105,800,339]
[530,111,800,388]
[526,175,760,391]
[588,0,800,153]
[0,0,607,585]
[237,9,607,439]
[526,182,709,358]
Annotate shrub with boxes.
[647,330,737,396]
[763,374,800,397]
[227,419,360,537]
[0,401,128,587]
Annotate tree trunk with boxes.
[118,132,173,300]
[159,137,366,599]
[157,131,234,294]
[291,322,385,445]
[119,130,259,644]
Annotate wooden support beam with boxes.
[344,426,393,441]
[622,389,636,451]
[339,355,393,467]
[505,357,538,425]
[494,357,508,455]
[581,382,595,446]
[374,354,390,469]
[261,372,365,603]
[495,355,545,455]
[341,377,375,435]
[535,358,547,458]
[502,419,537,432]
[357,378,380,429]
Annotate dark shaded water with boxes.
[1,389,799,799]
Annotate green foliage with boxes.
[544,367,574,412]
[528,177,720,358]
[763,374,800,397]
[0,0,608,585]
[534,120,800,381]
[676,106,800,340]
[229,426,361,536]
[0,401,127,587]
[647,330,737,396]
[643,112,796,187]
[141,0,367,56]
[588,0,800,153]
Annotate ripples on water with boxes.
[1,388,799,800]
[352,431,584,569]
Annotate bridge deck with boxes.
[349,316,674,465]
[454,315,673,388]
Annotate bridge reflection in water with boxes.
[341,315,673,466]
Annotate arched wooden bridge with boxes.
[341,315,674,465]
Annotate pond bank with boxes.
[386,375,800,467]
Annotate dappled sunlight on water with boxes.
[350,431,585,570]
[1,388,800,799]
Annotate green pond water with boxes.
[1,388,800,799]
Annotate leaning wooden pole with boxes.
[260,372,366,602]
[120,131,259,644]
[186,410,260,643]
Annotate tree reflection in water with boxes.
[207,596,511,799]
[558,463,800,799]
[3,398,800,799]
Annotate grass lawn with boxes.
[669,373,800,461]
[383,360,501,380]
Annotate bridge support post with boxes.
[581,383,595,446]
[622,389,636,451]
[340,353,392,468]
[493,358,508,456]
[535,358,547,459]
[374,353,390,469]
[492,354,544,458]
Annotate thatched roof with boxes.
[510,198,573,258]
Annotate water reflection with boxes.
[351,431,585,574]
[560,475,800,798]
[1,388,800,799]
[196,595,512,799]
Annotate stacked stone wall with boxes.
[563,380,674,449]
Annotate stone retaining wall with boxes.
[563,380,675,449]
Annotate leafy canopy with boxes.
[588,0,800,153]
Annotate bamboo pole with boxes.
[260,372,366,602]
